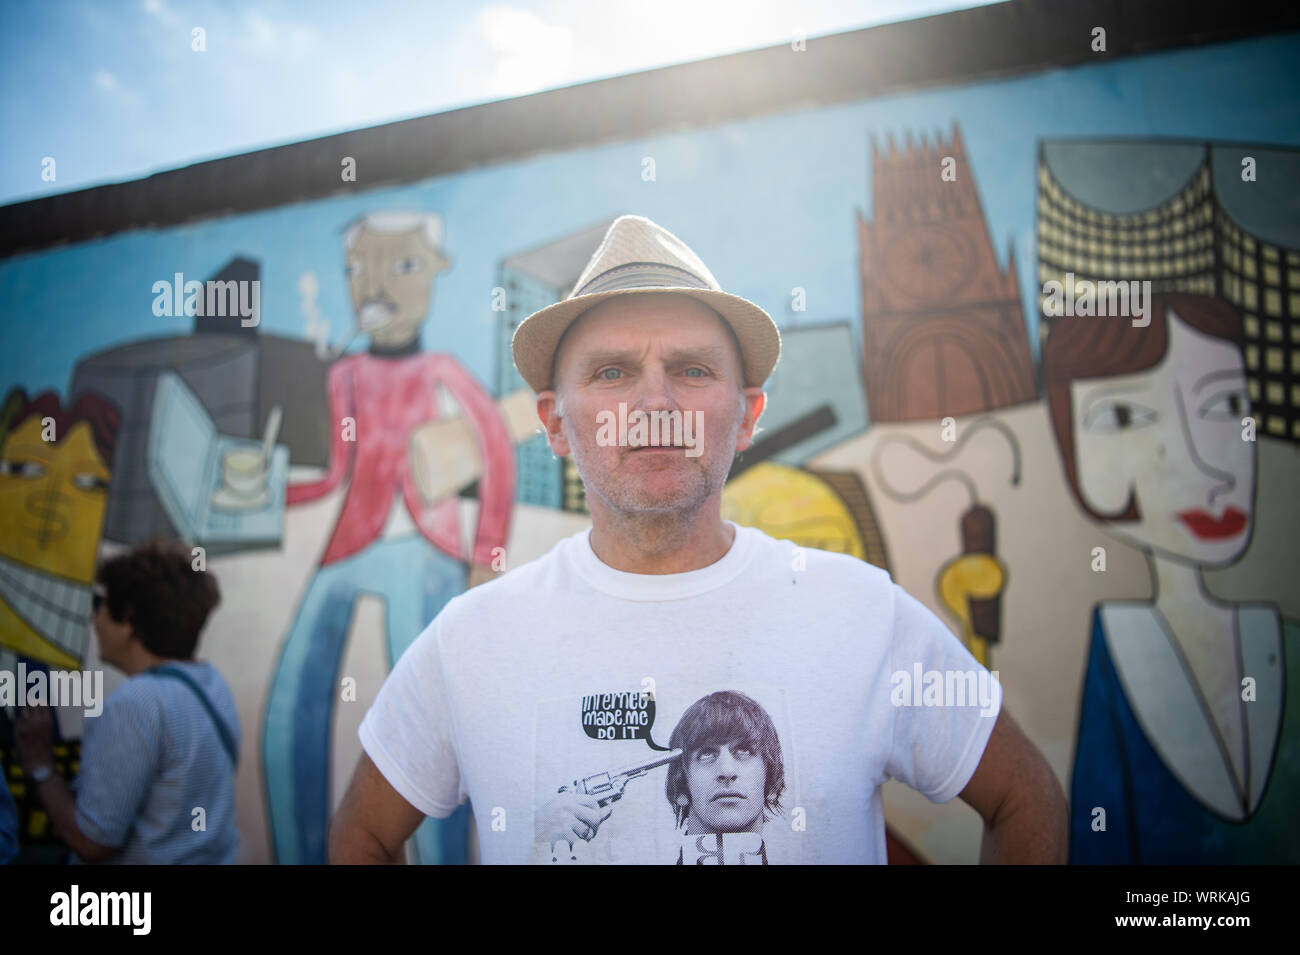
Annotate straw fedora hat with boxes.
[511,215,781,393]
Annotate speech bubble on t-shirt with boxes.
[581,689,669,750]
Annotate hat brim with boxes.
[511,287,781,393]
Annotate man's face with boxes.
[684,739,768,834]
[539,293,765,519]
[344,226,447,348]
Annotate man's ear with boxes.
[536,391,571,457]
[735,389,766,453]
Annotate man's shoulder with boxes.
[436,532,579,628]
[741,526,894,590]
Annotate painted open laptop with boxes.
[147,370,288,554]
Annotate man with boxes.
[263,211,514,865]
[330,214,1067,864]
[666,690,784,865]
[14,541,238,864]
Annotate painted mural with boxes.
[2,28,1299,864]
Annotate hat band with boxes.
[574,261,714,296]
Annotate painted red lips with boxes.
[1176,506,1248,540]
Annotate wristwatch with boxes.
[28,765,53,783]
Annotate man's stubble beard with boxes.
[563,397,744,525]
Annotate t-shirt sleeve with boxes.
[884,582,1003,803]
[357,616,466,818]
[74,688,162,848]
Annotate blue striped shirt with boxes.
[74,660,239,864]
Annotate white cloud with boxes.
[246,11,276,50]
[93,70,119,91]
[239,10,318,60]
[141,0,180,26]
[478,6,575,97]
[285,24,319,60]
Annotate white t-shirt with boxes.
[358,521,1002,864]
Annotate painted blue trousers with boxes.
[262,534,469,864]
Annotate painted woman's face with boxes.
[1069,306,1255,567]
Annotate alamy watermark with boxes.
[50,885,150,935]
[595,402,703,457]
[1,663,103,717]
[151,272,260,327]
[1042,272,1151,327]
[890,664,1000,718]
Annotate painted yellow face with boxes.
[0,417,111,667]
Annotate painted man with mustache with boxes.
[263,211,514,866]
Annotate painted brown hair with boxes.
[1042,293,1243,523]
[2,388,121,467]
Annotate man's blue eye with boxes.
[599,368,622,380]
[683,368,706,377]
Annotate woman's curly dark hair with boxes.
[97,540,220,659]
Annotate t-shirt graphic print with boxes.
[534,685,802,864]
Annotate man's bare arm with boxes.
[329,752,426,864]
[958,709,1068,864]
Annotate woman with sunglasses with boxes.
[14,540,238,864]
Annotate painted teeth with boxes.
[0,552,91,662]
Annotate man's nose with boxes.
[632,365,677,412]
[355,258,382,300]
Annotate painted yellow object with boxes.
[722,462,866,558]
[0,599,80,670]
[0,418,111,667]
[938,552,1006,667]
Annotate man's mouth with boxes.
[711,791,746,802]
[359,300,397,330]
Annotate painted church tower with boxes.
[858,124,1036,421]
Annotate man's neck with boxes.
[368,336,421,358]
[587,504,735,575]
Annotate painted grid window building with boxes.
[1037,142,1300,442]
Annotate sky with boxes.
[0,0,999,206]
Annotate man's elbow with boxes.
[328,813,400,865]
[996,758,1069,864]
